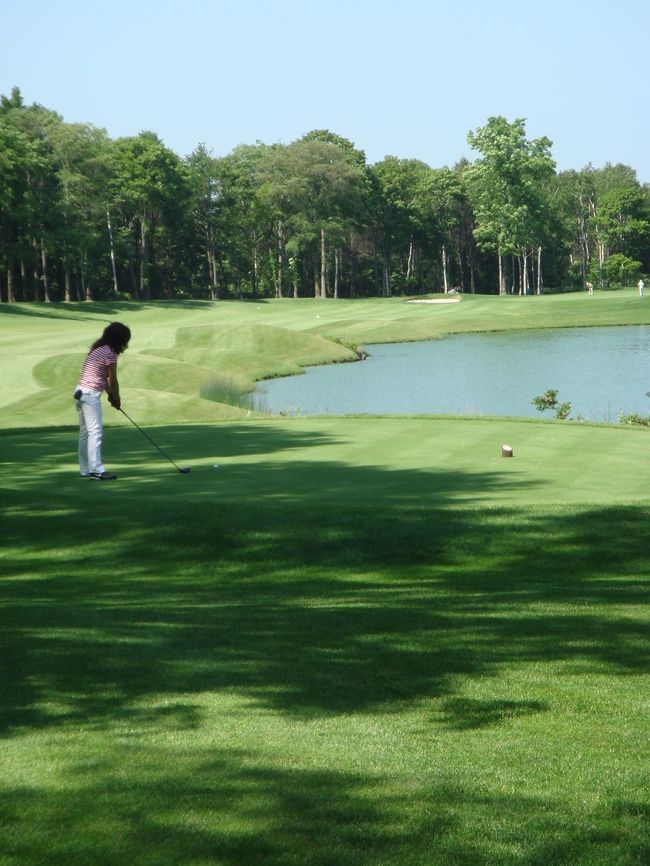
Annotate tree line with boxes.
[1,86,649,303]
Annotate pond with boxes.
[255,325,650,421]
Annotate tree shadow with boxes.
[436,697,547,731]
[1,481,649,732]
[0,299,216,322]
[0,304,92,321]
[2,422,543,508]
[0,750,647,865]
[3,424,650,862]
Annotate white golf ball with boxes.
[213,464,219,469]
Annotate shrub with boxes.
[532,388,572,420]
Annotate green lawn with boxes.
[3,288,650,428]
[1,295,650,864]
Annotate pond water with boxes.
[255,326,650,421]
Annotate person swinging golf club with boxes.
[73,322,131,480]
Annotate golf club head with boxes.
[178,467,191,474]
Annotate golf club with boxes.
[119,408,191,474]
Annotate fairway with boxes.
[2,297,650,865]
[4,416,650,508]
[4,290,650,429]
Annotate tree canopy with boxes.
[1,87,648,302]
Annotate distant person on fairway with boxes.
[585,281,593,295]
[638,278,645,297]
[73,322,131,481]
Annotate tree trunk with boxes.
[406,237,414,282]
[320,227,327,298]
[139,221,150,300]
[20,259,27,300]
[206,249,212,295]
[458,245,465,293]
[41,241,51,302]
[441,244,449,293]
[7,262,15,302]
[498,252,505,295]
[276,221,283,299]
[82,259,93,302]
[598,241,605,288]
[252,231,259,298]
[32,240,41,301]
[383,251,391,297]
[288,256,298,299]
[512,253,526,298]
[334,248,340,299]
[579,213,589,284]
[536,246,542,295]
[128,251,138,299]
[208,249,218,300]
[205,220,219,300]
[64,268,72,302]
[106,208,120,296]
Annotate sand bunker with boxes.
[406,297,461,304]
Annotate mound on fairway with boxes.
[4,290,650,429]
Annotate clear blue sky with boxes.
[2,0,649,181]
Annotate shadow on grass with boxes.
[2,421,543,507]
[2,424,650,863]
[1,447,649,732]
[0,299,225,322]
[0,751,647,865]
[0,304,90,321]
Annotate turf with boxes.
[3,289,650,428]
[1,295,650,864]
[2,418,650,864]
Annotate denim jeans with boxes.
[75,389,105,475]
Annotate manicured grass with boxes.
[1,296,650,864]
[3,289,650,428]
[2,418,650,864]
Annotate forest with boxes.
[1,85,649,303]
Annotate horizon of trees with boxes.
[1,85,649,304]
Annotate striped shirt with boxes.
[78,345,117,392]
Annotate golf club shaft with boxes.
[119,408,185,472]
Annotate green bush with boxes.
[532,388,571,420]
[598,254,642,288]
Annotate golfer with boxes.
[73,322,131,480]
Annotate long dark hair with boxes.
[90,322,131,355]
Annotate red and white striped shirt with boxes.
[78,345,117,392]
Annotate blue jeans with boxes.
[75,388,105,475]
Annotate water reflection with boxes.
[256,326,650,421]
